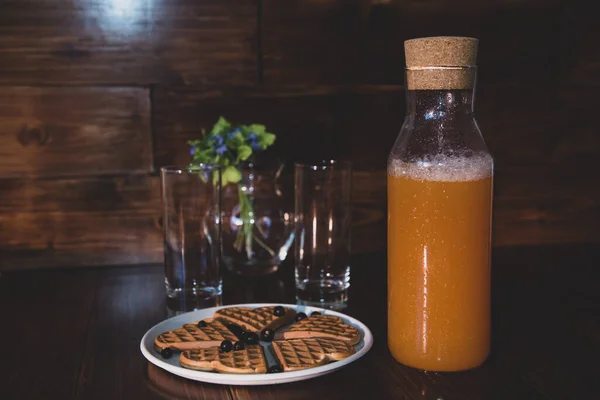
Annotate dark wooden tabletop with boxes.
[1,244,598,399]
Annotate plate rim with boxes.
[140,303,374,386]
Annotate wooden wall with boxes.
[0,0,598,270]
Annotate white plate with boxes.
[140,303,373,385]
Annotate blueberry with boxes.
[220,340,233,353]
[268,364,283,373]
[197,320,208,328]
[273,306,285,316]
[245,332,259,345]
[310,311,321,317]
[239,330,248,341]
[295,312,308,322]
[233,341,245,351]
[260,328,275,342]
[225,323,245,340]
[160,347,174,359]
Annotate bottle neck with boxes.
[406,89,475,122]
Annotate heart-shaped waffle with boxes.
[180,345,267,374]
[274,315,360,345]
[271,337,355,372]
[154,318,238,351]
[214,306,296,333]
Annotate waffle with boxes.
[271,337,355,372]
[180,345,267,374]
[274,315,361,345]
[214,306,296,333]
[154,318,239,351]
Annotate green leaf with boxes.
[192,148,214,164]
[237,145,252,161]
[222,165,242,186]
[248,124,266,135]
[228,131,245,146]
[259,132,276,147]
[211,116,232,136]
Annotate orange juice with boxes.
[388,156,493,371]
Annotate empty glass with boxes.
[294,160,352,309]
[160,165,222,312]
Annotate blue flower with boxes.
[208,135,224,147]
[215,144,227,155]
[189,146,196,157]
[247,132,261,150]
[207,135,228,155]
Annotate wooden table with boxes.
[1,244,598,399]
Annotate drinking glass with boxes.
[160,165,222,312]
[294,160,352,309]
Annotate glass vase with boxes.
[221,162,294,276]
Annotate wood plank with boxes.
[153,85,356,168]
[353,171,386,254]
[0,211,161,270]
[479,83,600,240]
[323,85,600,175]
[153,85,402,169]
[492,245,600,400]
[0,0,257,85]
[0,268,98,398]
[0,87,152,178]
[353,169,600,251]
[157,82,600,172]
[477,83,599,175]
[0,172,383,270]
[0,175,162,270]
[564,1,600,84]
[0,174,158,213]
[146,363,234,400]
[262,0,564,85]
[492,171,600,246]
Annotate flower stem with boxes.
[235,184,276,259]
[238,185,254,259]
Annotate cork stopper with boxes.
[404,36,479,90]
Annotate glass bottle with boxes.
[387,37,493,371]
